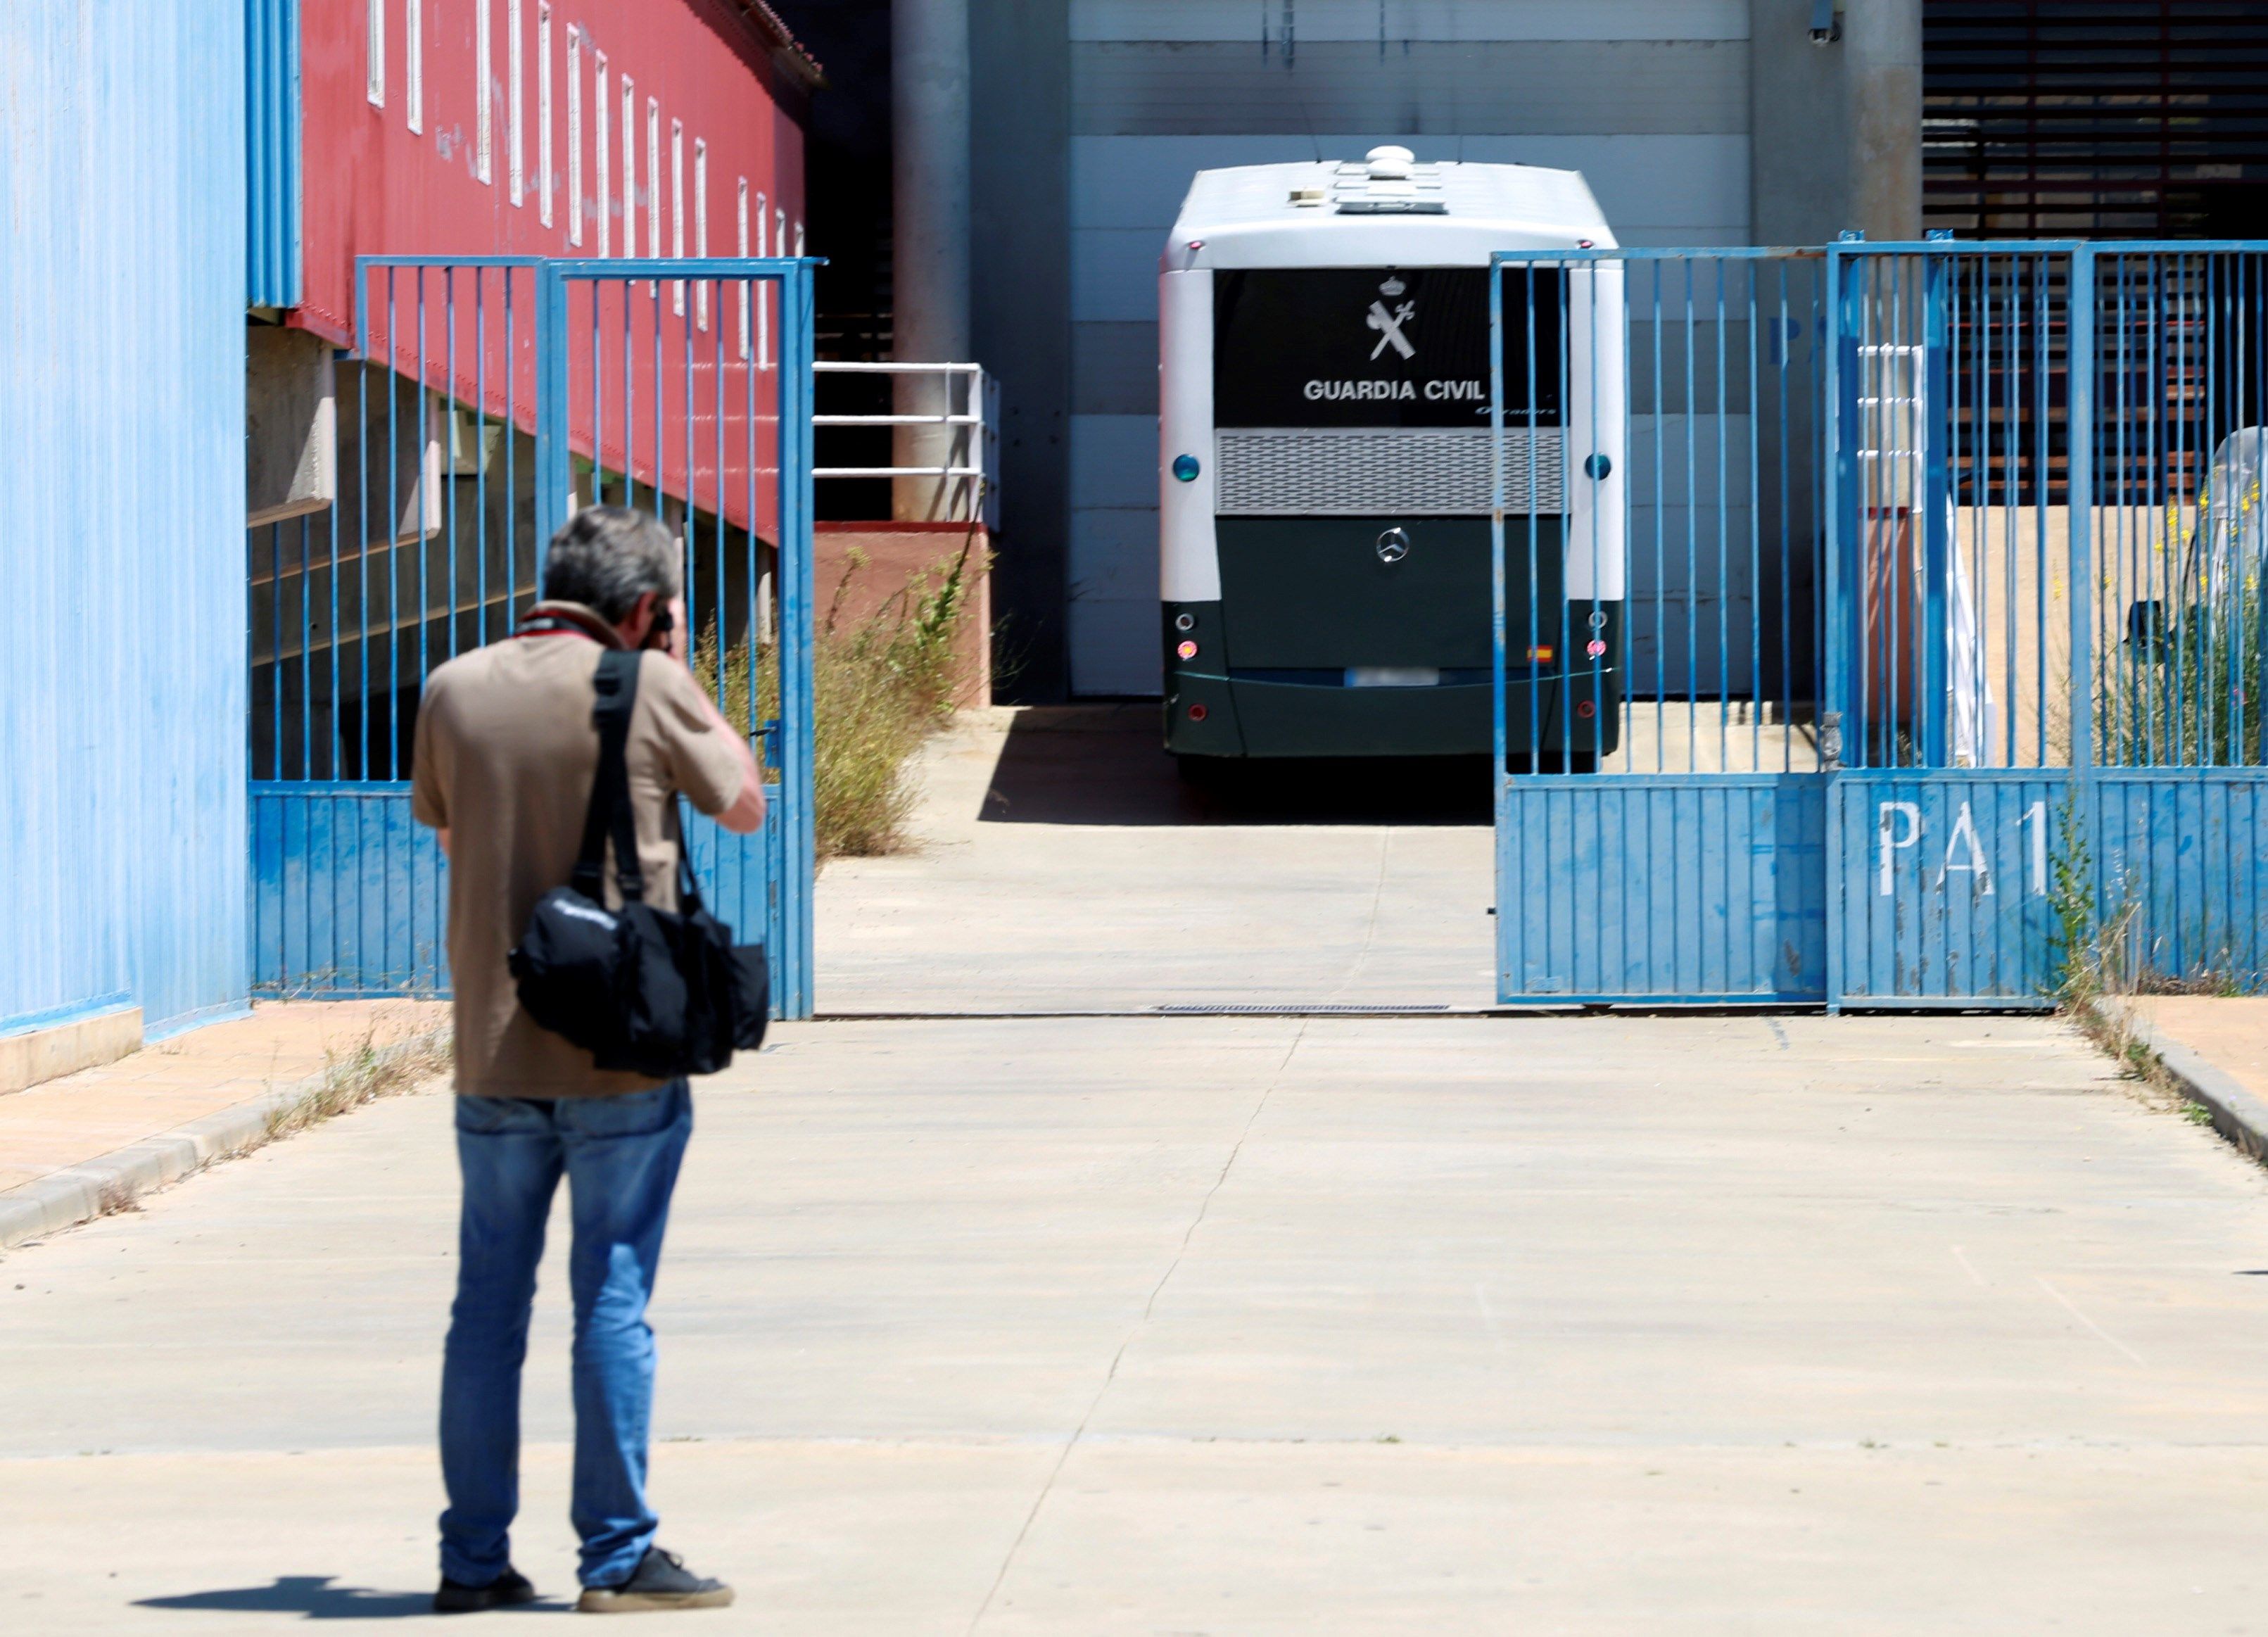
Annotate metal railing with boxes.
[813,360,997,526]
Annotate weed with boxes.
[262,1028,453,1144]
[2048,788,2249,999]
[695,531,984,860]
[2093,535,2264,772]
[65,1024,451,1227]
[94,1180,141,1218]
[2036,785,2241,1001]
[2046,788,2112,1009]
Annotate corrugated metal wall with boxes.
[1060,0,1756,694]
[0,3,249,1037]
[246,0,301,308]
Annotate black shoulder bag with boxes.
[508,647,769,1075]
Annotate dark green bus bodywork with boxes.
[1162,514,1622,761]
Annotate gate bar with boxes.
[2069,248,2095,778]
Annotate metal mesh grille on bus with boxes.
[1215,428,1564,516]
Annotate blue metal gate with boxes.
[1493,241,2268,1006]
[248,255,817,1018]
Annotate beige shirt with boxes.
[411,604,747,1096]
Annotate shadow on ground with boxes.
[136,1575,562,1619]
[979,705,1492,826]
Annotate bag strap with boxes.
[571,649,647,904]
[670,795,708,916]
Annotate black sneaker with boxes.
[433,1565,539,1614]
[576,1546,734,1613]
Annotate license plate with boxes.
[1345,666,1440,688]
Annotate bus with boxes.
[1158,147,1626,767]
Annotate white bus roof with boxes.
[1164,148,1615,270]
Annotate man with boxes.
[411,507,766,1614]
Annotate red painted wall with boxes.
[293,2,811,533]
[298,0,807,343]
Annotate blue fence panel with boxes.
[1488,248,1832,1006]
[251,784,448,997]
[1498,774,1826,1002]
[2096,773,2268,990]
[253,780,781,1007]
[1819,242,2268,1004]
[252,255,818,1020]
[1490,240,2268,1007]
[1827,771,2065,1007]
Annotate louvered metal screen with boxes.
[1215,427,1562,517]
[1925,1,2268,241]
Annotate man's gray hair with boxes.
[540,506,680,622]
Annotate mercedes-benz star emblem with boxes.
[1376,527,1411,564]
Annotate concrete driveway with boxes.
[816,707,1500,1014]
[6,1011,2268,1632]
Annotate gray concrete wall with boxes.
[892,0,975,522]
[331,364,441,547]
[970,0,1919,698]
[246,325,336,529]
[1846,0,1923,242]
[1751,0,1922,244]
[972,0,1075,700]
[1056,1,1755,695]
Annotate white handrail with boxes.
[813,414,983,426]
[815,360,983,374]
[814,466,984,479]
[810,360,996,526]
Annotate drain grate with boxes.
[1151,1003,1454,1016]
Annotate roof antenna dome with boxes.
[1365,145,1415,179]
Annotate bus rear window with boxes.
[1212,267,1564,429]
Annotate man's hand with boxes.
[615,591,690,659]
[623,589,762,832]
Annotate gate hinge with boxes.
[1819,710,1843,771]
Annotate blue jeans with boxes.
[438,1082,692,1589]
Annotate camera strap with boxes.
[571,650,647,904]
[516,603,614,644]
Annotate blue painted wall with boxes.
[0,3,250,1037]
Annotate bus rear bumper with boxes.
[1164,671,1622,760]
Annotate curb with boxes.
[2097,998,2268,1165]
[0,1029,450,1253]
